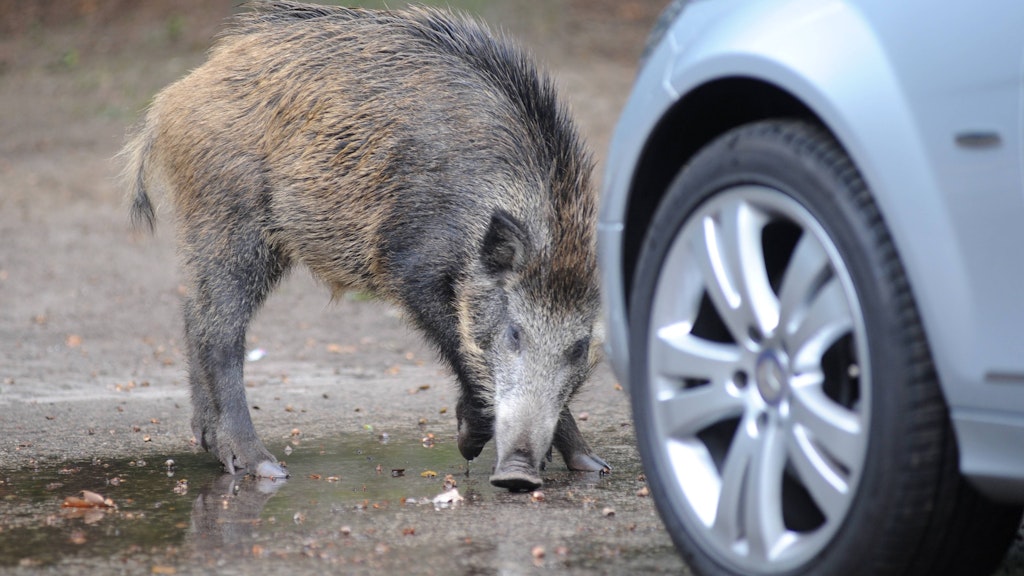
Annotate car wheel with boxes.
[628,119,1021,576]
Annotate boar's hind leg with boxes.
[553,408,610,472]
[182,227,289,479]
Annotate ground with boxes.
[0,2,1021,575]
[0,1,690,574]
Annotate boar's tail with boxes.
[119,119,157,232]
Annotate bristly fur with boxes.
[119,0,602,480]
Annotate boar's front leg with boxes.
[456,392,494,461]
[552,407,609,472]
[182,225,289,479]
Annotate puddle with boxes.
[0,428,468,565]
[0,428,674,572]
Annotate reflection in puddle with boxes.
[0,428,588,569]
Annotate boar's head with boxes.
[455,205,601,491]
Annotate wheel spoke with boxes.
[711,416,758,544]
[691,198,779,343]
[777,233,830,333]
[744,417,788,561]
[790,376,864,470]
[709,412,789,560]
[786,277,852,372]
[656,379,746,439]
[787,426,849,522]
[653,322,742,381]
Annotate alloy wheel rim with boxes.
[646,185,870,573]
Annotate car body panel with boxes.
[599,0,1024,500]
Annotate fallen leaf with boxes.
[636,486,650,497]
[420,470,437,478]
[66,334,82,348]
[81,490,106,506]
[63,490,115,509]
[151,566,177,575]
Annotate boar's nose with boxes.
[490,450,542,491]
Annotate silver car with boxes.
[598,1,1024,574]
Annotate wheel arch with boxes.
[619,77,818,310]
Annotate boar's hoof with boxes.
[254,459,289,480]
[490,459,542,492]
[566,452,611,473]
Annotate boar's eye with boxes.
[568,337,590,364]
[506,324,522,353]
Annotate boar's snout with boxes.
[490,449,543,491]
[489,398,559,491]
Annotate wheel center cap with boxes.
[755,350,788,405]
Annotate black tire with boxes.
[627,119,1021,576]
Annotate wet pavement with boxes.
[1,429,685,575]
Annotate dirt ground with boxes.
[0,1,689,574]
[0,0,657,469]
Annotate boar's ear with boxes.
[481,209,531,276]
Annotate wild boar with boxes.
[120,0,607,491]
